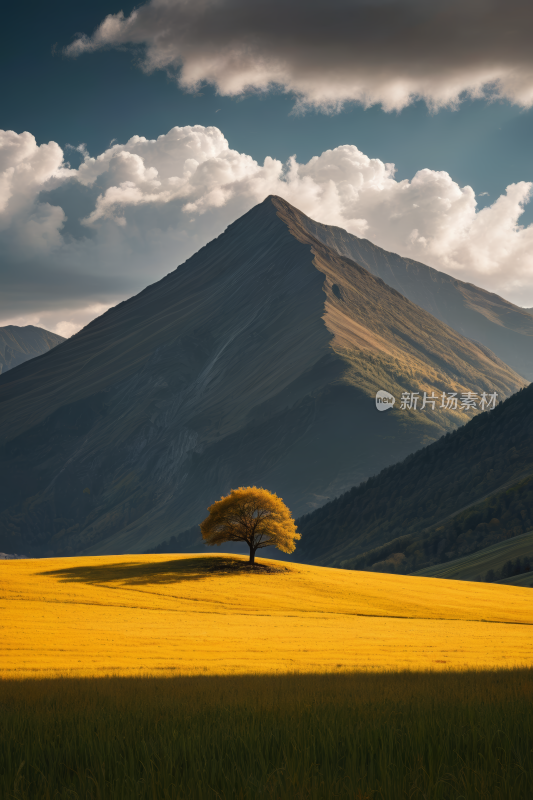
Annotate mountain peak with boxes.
[0,325,65,376]
[0,197,526,558]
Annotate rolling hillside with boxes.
[414,530,533,584]
[0,325,65,374]
[334,472,533,577]
[2,553,533,678]
[495,571,533,587]
[300,215,533,381]
[0,197,525,558]
[298,383,533,567]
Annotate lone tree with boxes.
[200,486,300,565]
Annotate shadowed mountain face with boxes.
[0,197,526,557]
[297,383,533,568]
[300,218,533,381]
[0,326,65,374]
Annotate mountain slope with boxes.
[0,326,65,374]
[337,472,533,577]
[0,196,526,557]
[413,530,533,583]
[297,384,533,567]
[299,217,533,381]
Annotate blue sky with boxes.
[4,1,531,212]
[1,0,533,333]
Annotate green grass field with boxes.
[413,530,533,583]
[2,669,533,800]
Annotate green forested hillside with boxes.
[412,530,533,584]
[339,475,533,575]
[495,570,533,587]
[297,384,533,567]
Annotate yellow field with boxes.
[2,553,533,678]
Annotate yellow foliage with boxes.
[2,553,533,680]
[200,486,300,562]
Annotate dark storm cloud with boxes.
[66,0,533,111]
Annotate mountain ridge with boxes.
[295,213,533,381]
[0,325,65,375]
[0,196,526,557]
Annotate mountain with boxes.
[0,196,526,558]
[298,218,533,381]
[297,383,533,568]
[0,326,65,374]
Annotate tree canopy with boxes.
[200,486,300,564]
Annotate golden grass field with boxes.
[2,552,533,678]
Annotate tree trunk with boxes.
[249,546,255,565]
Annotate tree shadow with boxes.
[37,556,259,587]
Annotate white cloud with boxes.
[0,304,113,338]
[0,130,69,234]
[50,304,114,337]
[0,124,533,334]
[64,0,533,112]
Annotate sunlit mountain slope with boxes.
[301,213,533,381]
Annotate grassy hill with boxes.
[2,553,533,679]
[495,571,533,587]
[414,530,533,583]
[3,553,533,799]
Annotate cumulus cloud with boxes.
[64,0,533,112]
[0,124,532,335]
[0,130,69,238]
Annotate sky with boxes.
[1,0,533,336]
